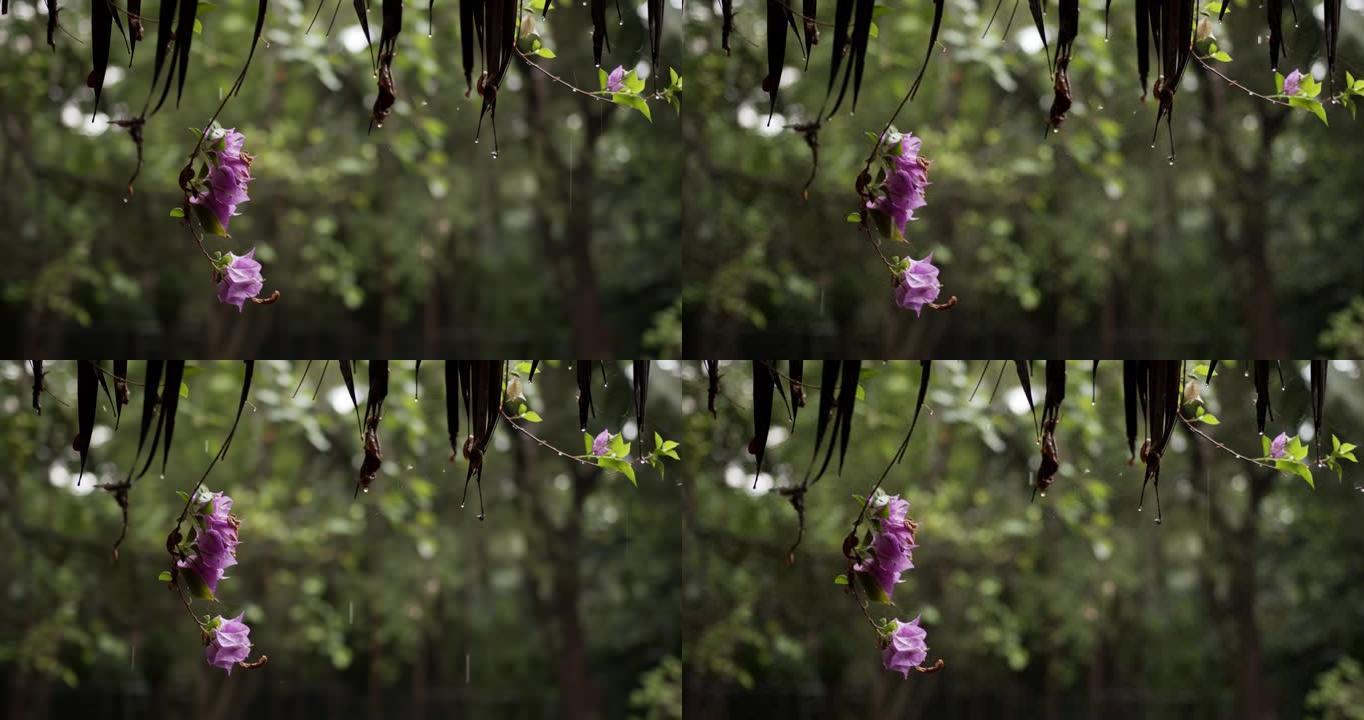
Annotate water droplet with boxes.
[406,464,414,470]
[363,487,369,493]
[490,150,499,159]
[1039,491,1047,498]
[1154,516,1163,525]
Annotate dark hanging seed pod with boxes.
[131,361,164,479]
[1034,361,1065,495]
[825,0,853,100]
[446,361,462,462]
[788,360,805,427]
[763,0,789,120]
[113,360,130,428]
[150,0,178,93]
[413,360,422,400]
[157,361,186,476]
[338,360,361,430]
[75,361,97,484]
[705,361,720,416]
[808,360,840,473]
[721,0,733,51]
[173,0,199,110]
[90,0,114,116]
[590,0,609,66]
[751,361,776,487]
[128,0,144,61]
[835,360,861,473]
[459,0,477,93]
[357,361,390,496]
[633,361,650,457]
[647,0,663,86]
[1123,361,1139,460]
[1139,361,1179,523]
[31,360,44,414]
[365,360,390,426]
[355,0,376,68]
[1136,0,1150,97]
[1253,361,1271,435]
[576,361,594,431]
[1311,360,1326,463]
[1205,360,1217,385]
[371,0,402,127]
[527,361,540,382]
[846,0,874,112]
[1015,360,1037,432]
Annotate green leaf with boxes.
[1289,96,1328,126]
[521,410,543,423]
[1211,50,1232,62]
[833,574,849,585]
[193,18,203,33]
[584,433,595,455]
[169,207,185,218]
[1275,459,1314,488]
[624,70,646,94]
[533,47,556,58]
[612,93,652,121]
[179,382,190,399]
[157,570,173,583]
[1199,412,1221,425]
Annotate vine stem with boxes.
[1178,410,1280,471]
[499,408,656,467]
[1193,54,1291,107]
[514,48,613,104]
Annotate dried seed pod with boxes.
[338,360,361,430]
[112,360,130,427]
[633,361,650,457]
[1311,360,1326,463]
[807,360,841,479]
[90,0,114,115]
[446,361,462,461]
[789,360,805,427]
[31,360,43,414]
[1034,361,1065,495]
[751,361,776,486]
[1253,360,1272,436]
[705,361,720,416]
[576,361,594,431]
[75,361,97,484]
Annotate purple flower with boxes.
[882,616,929,677]
[216,250,266,312]
[1283,69,1303,96]
[894,254,942,316]
[1270,432,1289,459]
[854,492,918,599]
[593,429,612,457]
[189,130,253,232]
[869,133,930,236]
[178,491,240,595]
[217,128,247,158]
[606,66,627,93]
[205,614,253,674]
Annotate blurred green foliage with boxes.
[682,0,1364,355]
[0,1,683,355]
[0,360,684,718]
[682,361,1364,717]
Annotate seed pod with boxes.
[76,361,97,484]
[751,361,775,487]
[576,361,594,431]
